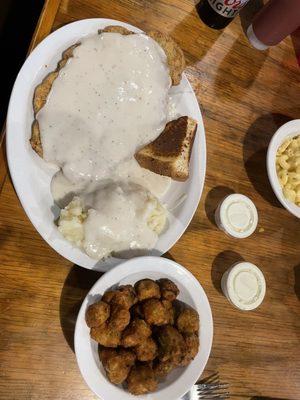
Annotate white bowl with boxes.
[74,256,213,400]
[267,119,300,219]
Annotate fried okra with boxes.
[134,337,158,362]
[157,278,179,301]
[127,365,158,395]
[131,303,144,319]
[134,279,160,301]
[176,308,199,334]
[153,359,177,378]
[101,290,115,304]
[88,278,200,396]
[180,333,199,366]
[118,284,138,305]
[99,347,116,366]
[85,301,110,328]
[156,325,186,364]
[121,318,151,347]
[161,299,175,325]
[143,299,169,326]
[108,305,130,332]
[102,286,136,309]
[90,322,121,347]
[99,347,135,384]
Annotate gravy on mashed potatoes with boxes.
[37,32,172,259]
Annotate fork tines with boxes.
[196,372,230,399]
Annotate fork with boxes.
[196,372,229,399]
[196,382,230,399]
[183,372,230,400]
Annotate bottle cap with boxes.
[215,194,258,239]
[221,262,266,310]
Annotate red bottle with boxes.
[247,0,300,50]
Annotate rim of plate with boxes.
[6,18,206,271]
[266,119,300,218]
[74,256,213,400]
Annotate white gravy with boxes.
[81,183,158,259]
[38,32,172,258]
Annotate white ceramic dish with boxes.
[267,119,300,219]
[6,18,206,271]
[74,256,213,400]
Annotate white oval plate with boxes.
[75,256,213,400]
[267,119,300,218]
[6,18,206,271]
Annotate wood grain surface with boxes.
[0,0,300,399]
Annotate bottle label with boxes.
[207,0,249,18]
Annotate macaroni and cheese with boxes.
[276,134,300,206]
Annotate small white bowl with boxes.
[74,256,213,400]
[267,119,300,218]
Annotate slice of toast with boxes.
[135,116,197,181]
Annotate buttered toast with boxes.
[135,116,197,181]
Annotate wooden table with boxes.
[0,0,299,399]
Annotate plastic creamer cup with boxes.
[215,194,258,238]
[221,262,266,311]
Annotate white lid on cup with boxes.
[215,194,258,239]
[221,262,266,311]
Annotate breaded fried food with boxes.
[131,303,144,319]
[121,318,151,347]
[127,365,158,395]
[162,299,175,325]
[102,287,136,309]
[134,279,160,302]
[157,278,179,301]
[180,333,199,366]
[148,30,185,86]
[30,120,43,157]
[156,325,186,364]
[33,43,79,115]
[101,290,116,304]
[101,27,185,87]
[176,308,199,334]
[30,43,80,157]
[153,359,177,378]
[134,337,158,362]
[85,301,110,328]
[108,305,130,332]
[119,284,138,305]
[30,26,185,157]
[99,347,136,384]
[143,299,169,326]
[90,322,121,347]
[98,25,133,35]
[99,347,116,366]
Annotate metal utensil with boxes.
[196,372,229,399]
[182,372,230,400]
[196,382,230,399]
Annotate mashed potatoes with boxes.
[58,183,167,259]
[58,197,87,247]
